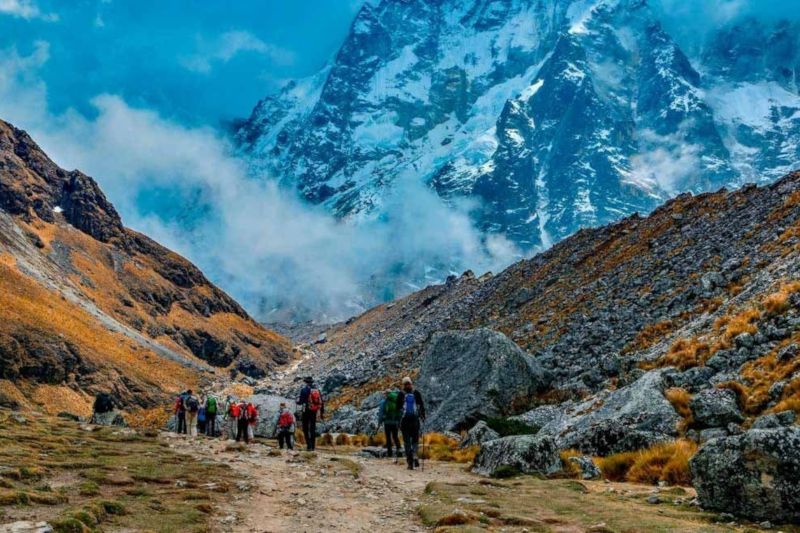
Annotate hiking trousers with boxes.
[302,410,317,451]
[278,430,294,450]
[186,412,198,437]
[176,412,186,434]
[236,419,250,443]
[384,423,401,457]
[401,415,420,468]
[206,413,217,436]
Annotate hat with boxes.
[303,376,314,384]
[402,376,412,385]
[279,402,287,408]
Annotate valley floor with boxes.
[170,436,779,533]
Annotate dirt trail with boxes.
[170,436,471,533]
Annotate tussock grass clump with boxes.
[559,449,584,478]
[597,440,697,486]
[334,433,351,446]
[419,433,478,463]
[652,338,710,370]
[762,281,800,316]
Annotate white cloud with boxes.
[182,30,295,74]
[0,0,58,21]
[0,41,518,321]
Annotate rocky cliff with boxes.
[0,119,292,413]
[288,170,800,443]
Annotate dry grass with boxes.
[559,449,584,478]
[31,385,93,418]
[762,281,800,315]
[624,320,674,354]
[221,383,254,400]
[664,388,693,432]
[596,440,697,486]
[648,338,710,370]
[126,407,171,431]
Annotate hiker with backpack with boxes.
[246,402,259,441]
[235,400,250,443]
[398,377,426,470]
[184,390,201,437]
[174,392,187,434]
[205,394,219,437]
[297,377,324,451]
[223,396,237,439]
[197,395,207,435]
[273,402,296,450]
[378,388,402,459]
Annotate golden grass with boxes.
[762,281,800,316]
[126,407,171,431]
[647,338,710,370]
[31,385,93,418]
[596,440,697,486]
[664,388,693,432]
[559,449,584,478]
[221,383,254,400]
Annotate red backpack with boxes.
[278,411,294,428]
[308,389,323,412]
[246,404,258,422]
[229,403,241,418]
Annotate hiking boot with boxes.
[414,459,420,468]
[407,464,414,470]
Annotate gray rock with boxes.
[247,394,295,437]
[0,521,53,533]
[698,428,729,442]
[768,381,787,402]
[416,328,551,431]
[734,332,754,349]
[90,410,126,427]
[359,446,388,458]
[752,411,796,430]
[536,370,680,455]
[460,421,500,448]
[690,388,743,428]
[569,456,602,480]
[701,271,725,291]
[472,434,561,477]
[690,427,800,522]
[320,405,379,435]
[359,391,385,410]
[510,403,571,430]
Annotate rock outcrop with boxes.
[416,328,551,431]
[689,388,744,429]
[472,434,562,477]
[460,421,500,449]
[690,428,800,522]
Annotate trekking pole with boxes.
[421,430,426,472]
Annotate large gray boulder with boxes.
[460,421,500,448]
[319,405,379,435]
[416,328,551,432]
[248,394,294,437]
[472,434,561,477]
[690,428,800,522]
[690,388,744,428]
[534,369,680,455]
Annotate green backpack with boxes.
[384,391,400,423]
[206,396,217,415]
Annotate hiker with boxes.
[197,396,207,436]
[273,402,296,450]
[378,388,402,458]
[185,390,200,437]
[398,377,426,470]
[246,402,259,441]
[205,394,218,437]
[174,390,187,434]
[235,400,250,443]
[297,377,324,451]
[224,396,237,439]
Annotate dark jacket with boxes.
[397,390,426,420]
[297,383,324,415]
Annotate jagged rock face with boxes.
[416,328,551,431]
[239,0,798,254]
[472,433,562,477]
[0,119,292,408]
[690,428,800,522]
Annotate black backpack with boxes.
[186,396,200,413]
[93,393,114,414]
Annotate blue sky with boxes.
[0,0,363,126]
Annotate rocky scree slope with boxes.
[0,119,292,412]
[239,0,799,255]
[288,171,800,441]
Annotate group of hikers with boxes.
[171,375,426,470]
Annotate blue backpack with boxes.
[404,392,418,417]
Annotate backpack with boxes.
[384,391,400,422]
[198,408,206,422]
[206,396,217,415]
[174,396,185,413]
[278,411,294,429]
[186,396,200,413]
[308,388,323,412]
[404,391,418,417]
[246,404,258,422]
[238,404,249,421]
[229,403,241,419]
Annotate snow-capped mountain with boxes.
[237,0,799,251]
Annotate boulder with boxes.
[535,370,681,455]
[0,521,53,533]
[752,410,796,430]
[460,421,500,448]
[690,388,743,428]
[247,394,294,438]
[472,434,561,477]
[319,405,379,436]
[416,328,551,431]
[690,428,800,522]
[359,446,388,458]
[569,456,602,480]
[90,410,126,427]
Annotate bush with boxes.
[656,338,710,370]
[334,433,351,446]
[599,440,697,486]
